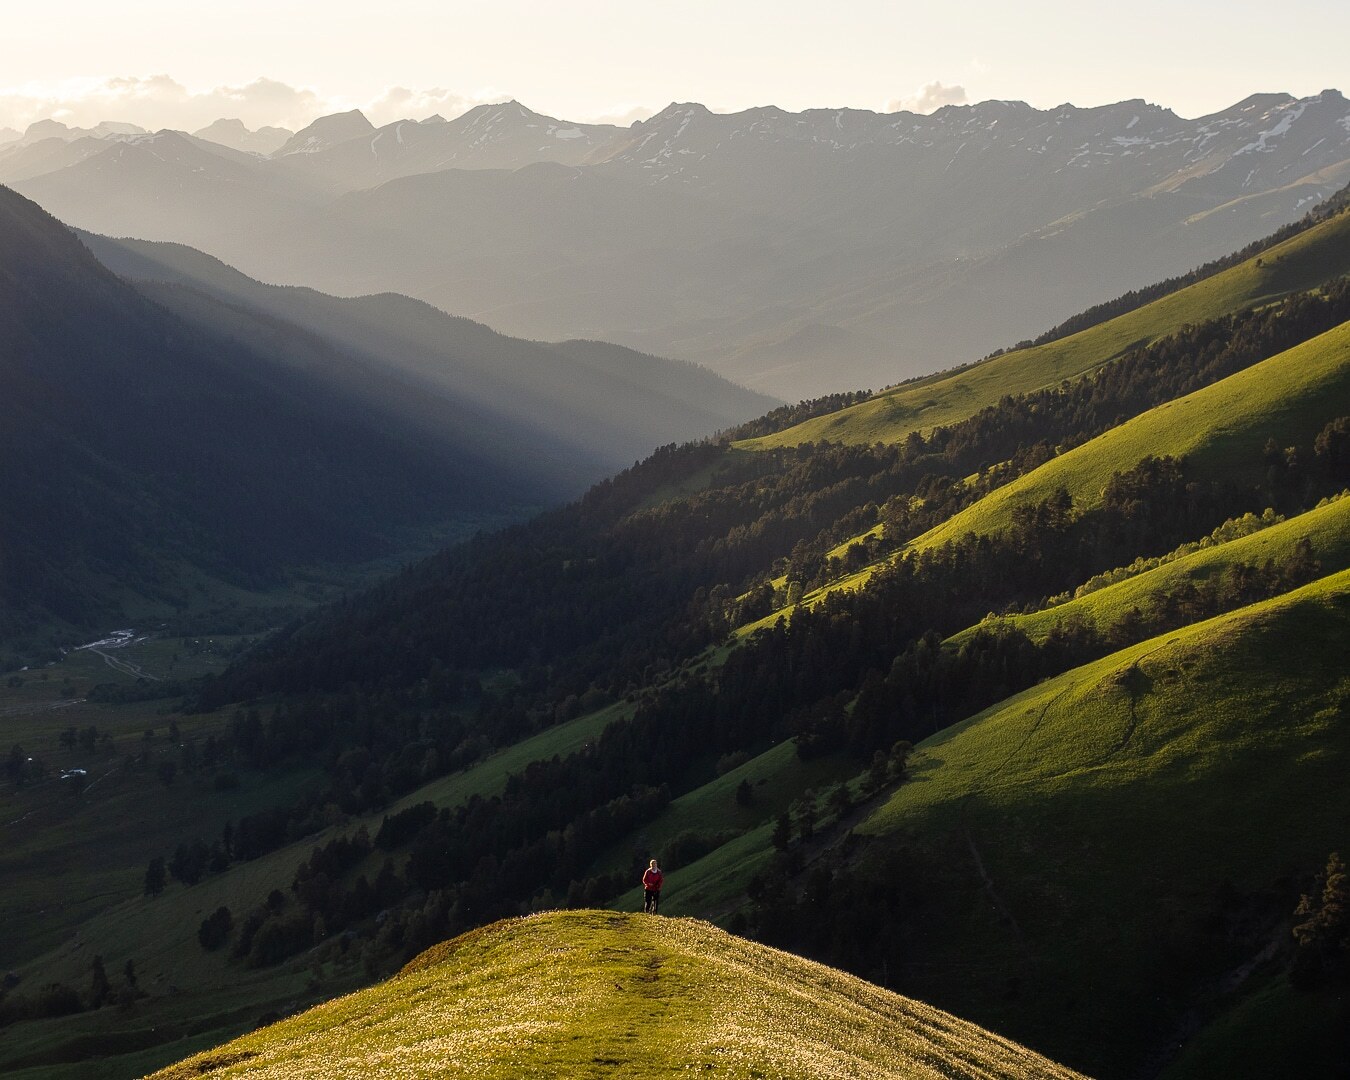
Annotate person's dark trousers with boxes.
[644,889,660,913]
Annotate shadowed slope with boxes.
[80,232,781,477]
[0,183,533,646]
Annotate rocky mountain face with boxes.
[0,118,152,183]
[193,117,294,155]
[272,108,375,156]
[11,91,1350,396]
[273,101,624,192]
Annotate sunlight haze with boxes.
[1,0,1346,130]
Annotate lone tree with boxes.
[1291,851,1349,989]
[198,906,234,951]
[143,856,167,897]
[88,955,111,1008]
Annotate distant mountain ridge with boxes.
[81,231,779,474]
[11,89,1347,397]
[272,108,374,156]
[193,117,293,155]
[273,101,625,191]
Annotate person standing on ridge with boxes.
[642,859,664,913]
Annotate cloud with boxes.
[887,81,968,115]
[364,85,508,126]
[0,75,512,135]
[583,104,655,127]
[0,75,327,133]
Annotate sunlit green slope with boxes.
[736,318,1349,633]
[741,206,1350,449]
[946,493,1350,646]
[148,911,1085,1080]
[857,570,1350,1073]
[913,320,1350,552]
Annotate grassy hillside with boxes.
[643,499,1348,926]
[598,739,854,912]
[0,639,663,1078]
[913,320,1350,551]
[1159,975,1349,1080]
[734,319,1350,633]
[947,494,1350,646]
[741,206,1350,449]
[851,570,1350,1074]
[734,311,1350,631]
[148,911,1086,1080]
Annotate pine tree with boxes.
[143,856,167,897]
[88,955,111,1008]
[1291,852,1349,989]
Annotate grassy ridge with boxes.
[735,320,1350,632]
[855,570,1350,1073]
[913,320,1350,552]
[148,911,1086,1080]
[946,494,1350,646]
[604,740,853,915]
[739,207,1350,450]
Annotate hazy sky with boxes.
[1,0,1347,132]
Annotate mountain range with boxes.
[192,118,293,156]
[6,90,1350,396]
[0,183,773,655]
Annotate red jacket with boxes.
[642,867,664,891]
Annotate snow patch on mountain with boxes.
[1235,100,1308,155]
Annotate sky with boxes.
[1,0,1347,133]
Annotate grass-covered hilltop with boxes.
[3,183,1349,1080]
[148,911,1086,1080]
